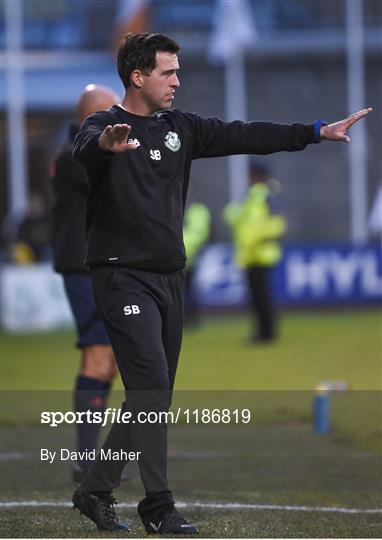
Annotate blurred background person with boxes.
[224,159,286,343]
[183,198,211,328]
[50,84,121,481]
[10,192,51,264]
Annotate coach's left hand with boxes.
[320,107,373,143]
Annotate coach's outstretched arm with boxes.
[188,107,373,159]
[320,108,373,143]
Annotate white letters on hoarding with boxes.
[286,250,382,297]
[1,246,381,332]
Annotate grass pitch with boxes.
[1,309,381,537]
[1,422,382,538]
[3,309,380,391]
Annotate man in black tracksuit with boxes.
[71,32,372,534]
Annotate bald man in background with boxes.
[51,85,122,481]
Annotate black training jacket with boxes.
[73,106,320,272]
[51,124,89,273]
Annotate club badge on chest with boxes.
[164,131,181,152]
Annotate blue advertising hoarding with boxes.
[194,243,382,307]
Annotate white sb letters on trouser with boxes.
[124,305,141,316]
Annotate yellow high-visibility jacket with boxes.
[224,184,286,268]
[183,203,211,269]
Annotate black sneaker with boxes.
[145,506,199,535]
[72,487,130,531]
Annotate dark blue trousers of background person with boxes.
[63,273,112,476]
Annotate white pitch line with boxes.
[1,501,381,514]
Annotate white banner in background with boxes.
[0,263,73,332]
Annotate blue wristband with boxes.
[313,120,328,141]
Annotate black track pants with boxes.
[247,265,276,340]
[82,266,184,517]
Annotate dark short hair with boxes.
[117,32,180,89]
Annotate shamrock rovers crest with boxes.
[164,131,181,152]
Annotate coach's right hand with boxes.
[99,124,138,153]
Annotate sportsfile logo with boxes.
[123,305,140,316]
[40,407,251,427]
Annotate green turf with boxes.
[2,507,382,538]
[179,310,381,391]
[1,424,381,537]
[2,310,381,450]
[2,310,380,391]
[1,310,381,537]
